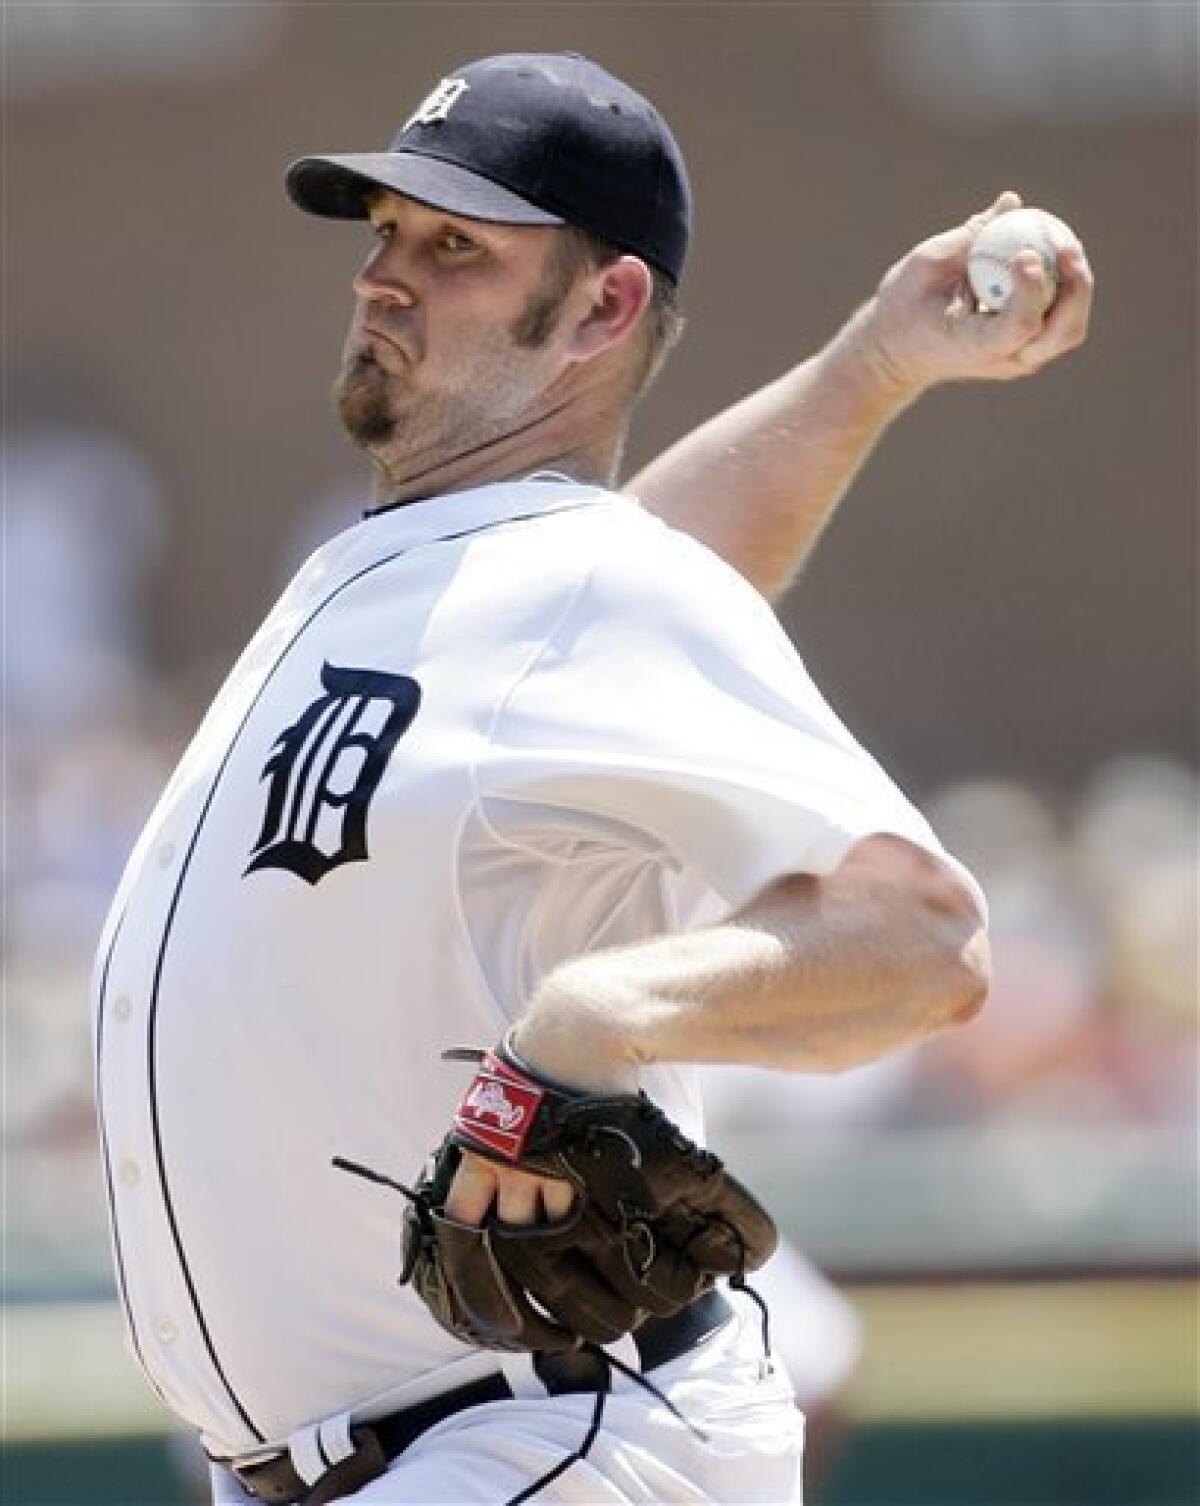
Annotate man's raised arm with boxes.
[628,191,1093,602]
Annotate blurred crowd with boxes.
[4,424,1197,1300]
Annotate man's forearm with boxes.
[628,308,912,602]
[512,835,990,1092]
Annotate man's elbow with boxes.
[939,924,991,1026]
[853,834,991,1032]
[917,869,991,1030]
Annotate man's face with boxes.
[335,191,579,467]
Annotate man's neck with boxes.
[367,374,631,509]
[371,435,611,508]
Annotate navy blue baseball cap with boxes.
[285,52,691,282]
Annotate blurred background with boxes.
[3,3,1196,1504]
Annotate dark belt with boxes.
[229,1290,733,1506]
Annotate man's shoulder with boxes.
[437,480,779,649]
[586,495,777,627]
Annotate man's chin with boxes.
[334,361,396,446]
[338,400,396,446]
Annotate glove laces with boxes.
[332,1155,435,1284]
[332,1155,420,1200]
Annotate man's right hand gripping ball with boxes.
[400,1036,778,1352]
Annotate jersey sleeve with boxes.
[475,509,985,919]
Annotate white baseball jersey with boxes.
[93,477,982,1467]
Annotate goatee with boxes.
[334,352,395,444]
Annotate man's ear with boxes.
[565,257,653,364]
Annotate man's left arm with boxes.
[447,831,989,1223]
[628,191,1094,601]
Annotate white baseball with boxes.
[967,207,1079,314]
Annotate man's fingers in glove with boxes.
[493,1203,704,1329]
[492,1222,642,1344]
[427,1215,576,1351]
[532,1201,702,1315]
[534,1173,575,1222]
[625,1239,711,1313]
[445,1151,575,1226]
[657,1170,780,1273]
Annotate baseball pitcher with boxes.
[93,51,1091,1506]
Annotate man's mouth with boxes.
[359,313,415,365]
[362,323,402,353]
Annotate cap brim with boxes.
[285,151,565,226]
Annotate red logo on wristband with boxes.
[454,1052,544,1160]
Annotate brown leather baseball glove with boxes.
[397,1035,778,1353]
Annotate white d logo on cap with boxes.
[404,77,470,131]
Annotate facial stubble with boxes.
[333,246,578,453]
[335,352,396,444]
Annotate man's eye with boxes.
[439,232,477,253]
[372,222,395,242]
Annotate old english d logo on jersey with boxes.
[245,662,421,886]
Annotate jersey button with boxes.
[155,1318,178,1344]
[118,1158,141,1187]
[112,995,133,1022]
[156,840,176,868]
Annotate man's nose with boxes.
[353,248,418,305]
